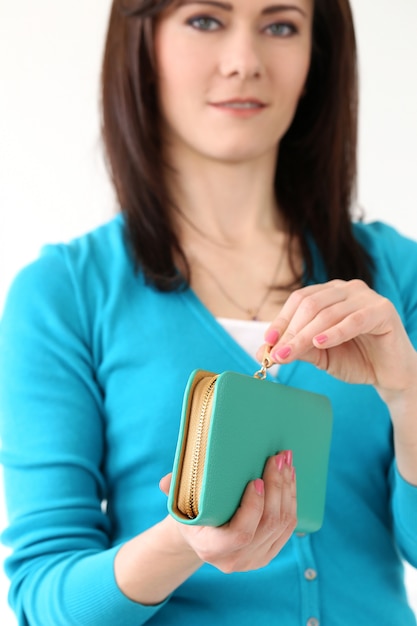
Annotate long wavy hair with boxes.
[101,0,373,290]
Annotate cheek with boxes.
[155,56,186,120]
[157,42,206,102]
[279,53,311,102]
[157,64,200,123]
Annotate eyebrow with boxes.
[179,2,308,18]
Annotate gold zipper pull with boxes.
[254,345,274,380]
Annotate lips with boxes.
[216,102,264,109]
[210,98,266,109]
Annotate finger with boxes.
[273,291,393,363]
[270,298,357,363]
[258,452,295,537]
[159,473,172,495]
[267,465,297,557]
[186,480,265,569]
[257,286,326,361]
[272,282,348,343]
[278,454,297,528]
[312,298,395,349]
[258,281,346,359]
[224,479,265,550]
[269,282,379,363]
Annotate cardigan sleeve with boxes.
[0,246,167,625]
[369,222,417,568]
[390,464,417,568]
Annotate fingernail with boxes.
[284,450,293,467]
[254,478,264,495]
[276,453,285,471]
[272,346,292,361]
[314,334,328,345]
[265,328,280,345]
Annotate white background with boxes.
[0,0,416,623]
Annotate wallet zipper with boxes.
[178,374,218,519]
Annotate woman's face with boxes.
[154,0,313,165]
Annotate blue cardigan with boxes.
[0,216,416,625]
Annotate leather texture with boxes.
[168,370,333,533]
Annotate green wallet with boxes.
[168,369,333,533]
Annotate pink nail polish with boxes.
[276,454,285,471]
[254,478,264,495]
[315,334,328,345]
[284,450,293,467]
[272,346,292,361]
[265,328,280,345]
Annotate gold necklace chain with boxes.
[195,246,286,321]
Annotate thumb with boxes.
[159,472,172,496]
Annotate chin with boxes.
[208,146,276,165]
[196,136,272,161]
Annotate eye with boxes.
[264,22,298,37]
[186,15,222,31]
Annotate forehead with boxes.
[174,0,312,14]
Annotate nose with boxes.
[218,26,263,80]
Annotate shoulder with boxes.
[6,214,128,283]
[1,216,137,336]
[353,220,417,338]
[353,220,417,261]
[353,220,417,285]
[45,214,132,281]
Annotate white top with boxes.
[217,317,279,377]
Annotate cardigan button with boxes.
[307,619,319,626]
[304,568,318,581]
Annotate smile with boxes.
[217,102,264,109]
[209,100,267,117]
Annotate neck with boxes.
[163,145,300,322]
[166,147,282,246]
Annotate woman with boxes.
[1,0,416,624]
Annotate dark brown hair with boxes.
[101,0,373,290]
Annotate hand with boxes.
[160,451,296,573]
[258,280,417,402]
